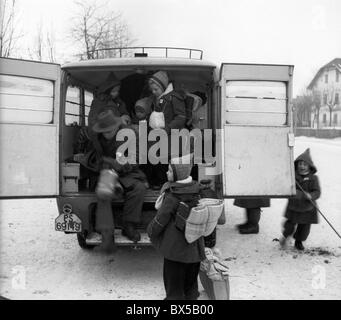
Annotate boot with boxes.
[279,236,287,249]
[236,221,249,230]
[122,222,141,242]
[238,209,260,234]
[97,229,116,253]
[239,224,259,234]
[294,240,305,251]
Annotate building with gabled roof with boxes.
[308,58,341,128]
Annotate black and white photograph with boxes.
[0,0,341,303]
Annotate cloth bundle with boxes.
[149,110,165,129]
[184,198,224,243]
[95,169,123,200]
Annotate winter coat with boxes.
[234,198,270,209]
[152,83,186,134]
[97,125,146,190]
[88,96,129,131]
[147,181,206,263]
[284,149,321,224]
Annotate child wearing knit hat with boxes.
[147,154,206,300]
[148,70,186,133]
[148,71,187,189]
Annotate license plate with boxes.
[55,213,82,232]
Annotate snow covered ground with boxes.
[0,136,340,300]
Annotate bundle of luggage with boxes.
[175,198,224,244]
[199,247,230,300]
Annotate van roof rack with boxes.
[81,47,203,60]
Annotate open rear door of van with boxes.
[219,63,295,197]
[0,58,61,198]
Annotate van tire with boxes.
[77,232,95,249]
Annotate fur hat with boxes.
[170,153,193,181]
[92,109,122,133]
[135,97,152,115]
[149,71,169,91]
[98,72,121,94]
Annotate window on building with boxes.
[0,74,54,124]
[336,71,339,82]
[323,114,327,124]
[335,93,340,105]
[323,94,327,104]
[325,74,328,83]
[333,113,338,125]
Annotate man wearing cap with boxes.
[88,73,131,154]
[92,109,147,248]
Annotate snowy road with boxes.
[1,136,341,300]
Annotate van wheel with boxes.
[77,232,95,249]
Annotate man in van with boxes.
[92,109,147,250]
[88,73,131,154]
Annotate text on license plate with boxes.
[55,213,82,232]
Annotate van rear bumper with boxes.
[57,190,158,232]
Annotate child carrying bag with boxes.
[175,198,224,244]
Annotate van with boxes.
[0,47,296,249]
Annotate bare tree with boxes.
[293,94,314,127]
[28,21,57,63]
[326,86,337,127]
[0,0,21,57]
[70,0,135,60]
[46,29,56,63]
[311,90,322,129]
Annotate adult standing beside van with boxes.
[234,198,270,234]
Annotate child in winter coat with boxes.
[148,71,187,189]
[280,148,321,251]
[131,97,152,126]
[147,155,206,300]
[148,70,186,134]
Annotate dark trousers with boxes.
[96,180,146,231]
[283,220,311,241]
[163,258,200,300]
[246,208,261,226]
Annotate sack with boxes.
[175,197,224,244]
[199,198,224,236]
[149,110,165,129]
[200,185,226,225]
[184,205,209,243]
[96,169,123,200]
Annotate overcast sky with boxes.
[14,0,341,96]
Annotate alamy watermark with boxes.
[311,265,326,290]
[114,122,223,175]
[11,265,26,290]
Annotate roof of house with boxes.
[307,58,341,90]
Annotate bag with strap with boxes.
[175,196,224,244]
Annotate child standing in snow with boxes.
[147,155,206,300]
[280,148,321,251]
